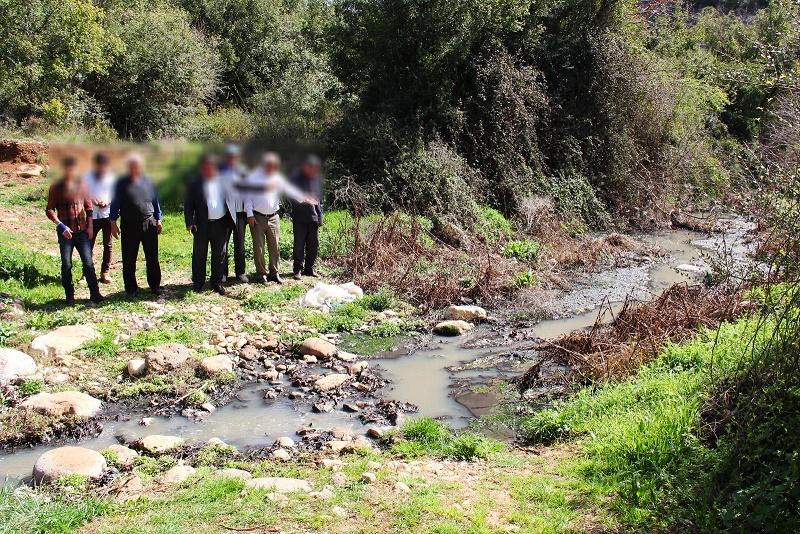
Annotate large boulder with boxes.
[33,446,106,484]
[29,325,99,359]
[198,355,233,376]
[433,320,472,336]
[444,305,487,322]
[0,348,37,382]
[21,391,102,418]
[314,373,350,392]
[245,477,312,493]
[299,338,337,360]
[145,343,192,375]
[140,435,183,454]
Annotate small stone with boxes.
[200,402,216,413]
[207,437,227,447]
[366,461,381,471]
[349,361,369,376]
[162,465,195,484]
[314,373,350,392]
[343,403,360,412]
[342,436,372,453]
[331,427,355,440]
[321,459,343,470]
[145,343,192,375]
[140,417,155,426]
[299,337,337,360]
[127,359,146,378]
[106,444,138,465]
[45,372,70,385]
[276,436,295,448]
[271,449,291,462]
[331,472,347,486]
[199,355,234,376]
[331,505,347,517]
[394,482,411,493]
[302,354,318,364]
[433,320,473,336]
[444,305,488,322]
[361,472,377,484]
[140,435,183,454]
[246,477,312,493]
[366,427,384,439]
[310,487,334,500]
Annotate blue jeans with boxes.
[58,230,100,298]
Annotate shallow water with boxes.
[0,227,734,482]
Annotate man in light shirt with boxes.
[244,153,316,285]
[184,155,234,295]
[219,144,249,283]
[84,152,115,284]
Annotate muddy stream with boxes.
[1,225,752,482]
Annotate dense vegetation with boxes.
[1,0,798,226]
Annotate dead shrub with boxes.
[521,283,751,386]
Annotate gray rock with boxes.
[348,361,369,376]
[29,325,99,360]
[20,391,101,418]
[140,435,183,454]
[33,446,106,484]
[444,305,488,322]
[245,477,312,493]
[314,373,350,392]
[0,348,37,382]
[215,468,253,479]
[127,359,146,378]
[105,444,138,465]
[361,472,377,483]
[433,320,473,336]
[199,355,233,376]
[162,465,195,484]
[299,337,337,360]
[145,343,192,375]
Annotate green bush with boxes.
[0,247,60,288]
[392,417,504,460]
[360,288,401,312]
[473,206,513,244]
[243,284,306,312]
[0,321,18,346]
[502,240,540,261]
[514,270,537,288]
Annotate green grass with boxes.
[124,326,207,352]
[390,418,505,460]
[243,283,307,312]
[502,239,540,262]
[0,488,115,534]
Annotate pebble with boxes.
[361,472,377,484]
[331,472,347,486]
[366,427,384,439]
[366,461,381,471]
[271,449,291,462]
[394,482,411,493]
[276,436,295,448]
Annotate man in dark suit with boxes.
[184,155,234,295]
[290,155,324,280]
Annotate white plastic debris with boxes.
[300,282,364,309]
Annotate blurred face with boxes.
[63,163,78,180]
[201,159,217,179]
[302,163,320,178]
[95,161,109,176]
[263,160,279,174]
[128,159,143,178]
[226,154,238,167]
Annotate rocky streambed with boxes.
[0,221,757,484]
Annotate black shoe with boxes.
[126,290,139,298]
[192,284,204,293]
[211,284,226,296]
[152,286,164,296]
[90,293,105,304]
[257,276,269,285]
[65,296,75,306]
[267,275,283,284]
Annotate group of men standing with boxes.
[46,146,324,304]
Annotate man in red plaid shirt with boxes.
[45,156,104,305]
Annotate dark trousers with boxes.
[120,219,161,294]
[58,230,99,298]
[292,221,319,274]
[193,219,229,288]
[225,212,247,277]
[90,217,113,273]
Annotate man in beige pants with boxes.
[244,153,315,284]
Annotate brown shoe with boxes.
[293,272,302,281]
[100,272,112,284]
